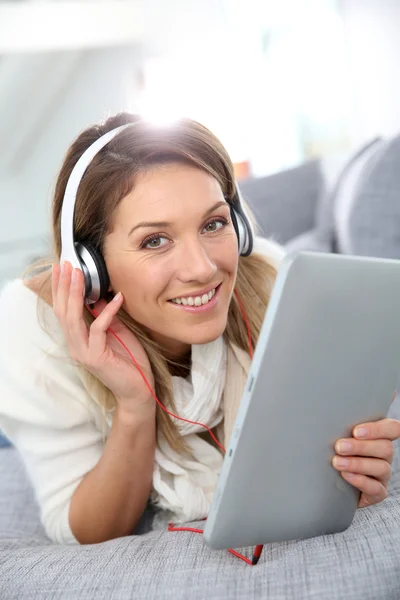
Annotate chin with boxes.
[182,320,227,346]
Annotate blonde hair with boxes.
[25,112,277,456]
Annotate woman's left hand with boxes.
[332,418,400,508]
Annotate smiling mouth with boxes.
[168,283,221,307]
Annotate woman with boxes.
[0,113,398,546]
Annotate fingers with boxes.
[352,418,400,442]
[53,261,124,362]
[52,262,86,358]
[53,261,73,324]
[65,267,90,359]
[331,418,399,510]
[332,455,392,486]
[87,293,124,358]
[341,472,388,507]
[335,437,394,463]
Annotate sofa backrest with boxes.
[239,159,324,244]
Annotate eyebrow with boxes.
[128,200,229,237]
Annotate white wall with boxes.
[0,45,145,286]
[0,0,228,287]
[20,46,145,238]
[3,0,400,287]
[339,0,400,145]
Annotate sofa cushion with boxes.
[315,138,385,254]
[1,444,400,599]
[343,134,400,258]
[333,138,386,254]
[240,160,324,244]
[283,139,385,255]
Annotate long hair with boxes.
[25,112,277,455]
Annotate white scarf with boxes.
[151,336,251,524]
[152,336,226,522]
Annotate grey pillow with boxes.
[240,160,324,244]
[315,138,384,254]
[343,134,400,258]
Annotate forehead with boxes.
[115,163,225,221]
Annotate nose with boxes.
[176,237,218,284]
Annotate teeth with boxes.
[171,287,217,306]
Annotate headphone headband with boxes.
[60,123,134,269]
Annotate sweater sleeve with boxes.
[0,281,105,544]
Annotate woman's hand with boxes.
[52,261,156,418]
[332,418,400,508]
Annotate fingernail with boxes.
[337,441,352,453]
[333,457,349,468]
[342,472,355,479]
[61,262,66,275]
[71,269,76,284]
[113,292,122,302]
[355,427,368,438]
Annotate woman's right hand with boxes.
[52,261,156,418]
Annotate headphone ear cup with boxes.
[85,242,110,298]
[230,204,254,257]
[229,206,241,252]
[75,241,110,303]
[230,183,254,256]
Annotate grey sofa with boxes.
[0,443,399,599]
[2,135,400,598]
[241,134,400,260]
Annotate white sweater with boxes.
[0,237,285,544]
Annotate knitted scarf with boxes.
[151,336,251,523]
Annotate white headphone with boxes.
[60,123,254,304]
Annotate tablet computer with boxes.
[203,251,400,550]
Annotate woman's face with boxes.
[104,163,239,358]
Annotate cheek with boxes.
[112,261,170,301]
[222,239,239,274]
[141,270,170,298]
